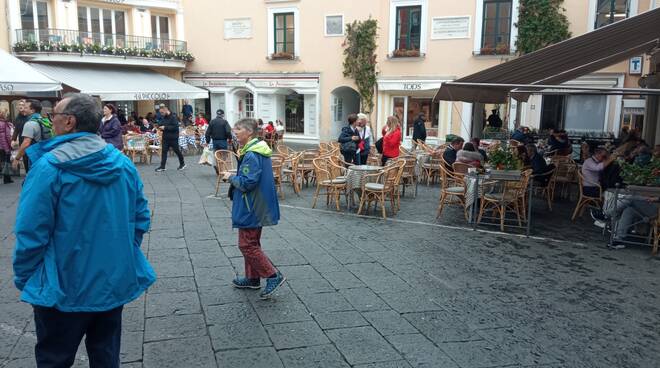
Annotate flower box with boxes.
[270,52,295,60]
[391,49,421,58]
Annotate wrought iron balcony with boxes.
[14,28,193,62]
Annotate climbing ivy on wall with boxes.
[343,19,379,113]
[515,0,571,54]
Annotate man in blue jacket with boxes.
[13,93,156,367]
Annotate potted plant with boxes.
[621,158,660,192]
[495,42,510,55]
[487,146,522,174]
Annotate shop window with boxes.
[285,93,305,134]
[595,0,630,29]
[274,13,295,57]
[392,97,439,138]
[395,6,422,52]
[481,0,512,54]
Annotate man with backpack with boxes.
[13,99,52,173]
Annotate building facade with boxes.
[183,0,657,144]
[1,0,205,118]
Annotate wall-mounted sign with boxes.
[403,83,422,91]
[224,18,252,39]
[134,92,170,100]
[0,84,15,92]
[629,56,643,75]
[431,16,470,40]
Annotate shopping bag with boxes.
[198,147,211,165]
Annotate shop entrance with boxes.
[285,92,305,134]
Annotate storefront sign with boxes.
[0,83,15,92]
[224,18,252,39]
[403,83,422,91]
[431,16,470,40]
[134,92,170,100]
[629,56,643,75]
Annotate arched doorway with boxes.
[233,89,254,121]
[330,86,360,139]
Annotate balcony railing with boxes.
[14,28,193,62]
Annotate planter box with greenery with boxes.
[621,159,660,187]
[478,43,511,56]
[270,52,295,60]
[391,48,421,58]
[12,41,194,62]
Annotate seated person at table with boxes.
[195,112,208,127]
[610,198,659,249]
[516,145,530,167]
[264,121,275,138]
[456,143,483,167]
[471,137,488,162]
[123,116,141,135]
[581,148,616,197]
[441,137,464,170]
[548,129,572,155]
[511,126,532,144]
[526,144,555,186]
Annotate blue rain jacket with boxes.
[229,138,280,228]
[13,132,155,312]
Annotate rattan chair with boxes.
[477,169,532,231]
[214,150,239,197]
[125,135,149,164]
[147,130,162,164]
[271,154,285,199]
[421,157,443,185]
[452,162,474,175]
[397,156,418,198]
[282,152,302,195]
[571,171,602,220]
[311,157,347,211]
[436,163,468,220]
[357,161,405,219]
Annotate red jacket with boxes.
[382,127,401,158]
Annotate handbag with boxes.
[375,138,384,154]
[340,140,357,153]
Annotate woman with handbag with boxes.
[381,116,402,166]
[0,109,14,184]
[221,118,286,299]
[338,113,360,165]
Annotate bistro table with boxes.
[345,165,382,209]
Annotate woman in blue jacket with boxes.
[222,118,285,299]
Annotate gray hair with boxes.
[61,93,102,133]
[357,113,368,121]
[234,118,258,136]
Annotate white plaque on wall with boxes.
[224,18,252,39]
[431,16,470,40]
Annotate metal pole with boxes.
[609,185,619,247]
[526,177,533,237]
[472,174,479,230]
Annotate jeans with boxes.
[160,136,185,168]
[615,200,658,240]
[1,150,11,183]
[33,306,123,368]
[238,228,277,279]
[212,140,228,151]
[342,151,356,166]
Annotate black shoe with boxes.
[177,164,186,171]
[155,167,166,172]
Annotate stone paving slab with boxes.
[2,158,660,367]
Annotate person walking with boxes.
[155,104,186,172]
[381,116,402,166]
[222,118,285,299]
[13,100,52,173]
[205,109,232,151]
[411,112,427,150]
[13,93,156,368]
[99,104,123,150]
[0,109,14,184]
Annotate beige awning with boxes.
[435,7,660,103]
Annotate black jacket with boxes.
[338,125,359,144]
[160,113,180,139]
[206,117,232,143]
[412,118,427,141]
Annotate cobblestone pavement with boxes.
[1,157,660,368]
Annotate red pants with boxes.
[238,228,276,279]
